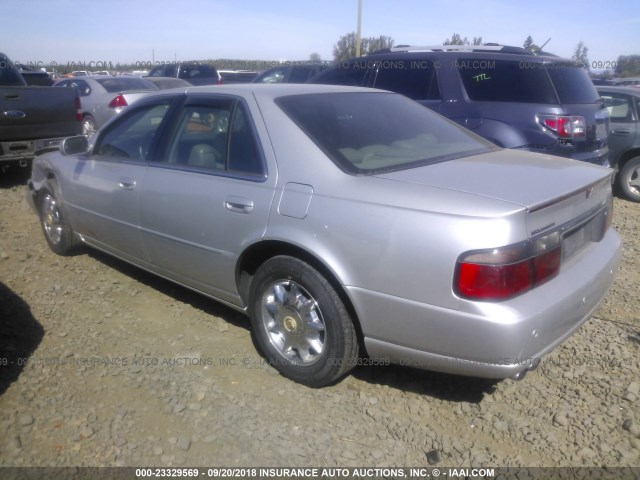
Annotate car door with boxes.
[138,94,276,306]
[64,98,174,263]
[601,90,638,167]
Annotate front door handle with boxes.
[611,129,632,135]
[118,178,136,190]
[224,196,254,214]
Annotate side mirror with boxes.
[60,135,89,156]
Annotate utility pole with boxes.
[356,0,362,57]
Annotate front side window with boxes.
[93,102,171,162]
[163,99,265,177]
[277,92,495,175]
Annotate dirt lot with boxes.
[0,168,639,468]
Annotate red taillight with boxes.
[108,95,128,109]
[455,233,561,301]
[75,96,82,122]
[539,115,586,139]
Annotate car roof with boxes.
[161,83,385,99]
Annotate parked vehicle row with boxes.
[309,44,610,168]
[54,76,159,136]
[27,83,621,387]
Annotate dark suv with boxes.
[311,45,609,166]
[147,61,221,86]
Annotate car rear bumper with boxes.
[349,228,622,379]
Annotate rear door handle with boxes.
[224,196,254,213]
[611,129,632,135]
[118,178,136,190]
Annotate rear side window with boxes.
[546,65,599,104]
[311,62,369,87]
[458,59,557,104]
[373,60,440,100]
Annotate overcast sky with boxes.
[2,0,639,70]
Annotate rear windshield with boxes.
[96,77,156,92]
[276,92,496,175]
[0,58,26,86]
[180,64,218,80]
[458,59,598,104]
[546,64,599,104]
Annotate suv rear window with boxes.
[277,92,495,175]
[180,64,218,80]
[546,64,599,104]
[458,59,557,104]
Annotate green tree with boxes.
[572,41,589,70]
[523,35,540,52]
[309,52,321,62]
[443,34,482,46]
[615,55,640,77]
[333,32,394,61]
[444,33,468,45]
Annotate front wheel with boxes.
[618,156,640,203]
[249,256,359,387]
[39,183,79,255]
[82,115,97,137]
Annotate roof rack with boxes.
[374,44,546,56]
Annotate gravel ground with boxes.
[0,168,639,468]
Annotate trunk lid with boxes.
[375,149,613,238]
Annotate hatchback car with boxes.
[54,76,158,136]
[310,44,610,167]
[597,86,640,202]
[28,84,621,387]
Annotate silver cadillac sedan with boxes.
[27,84,622,387]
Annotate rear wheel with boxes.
[618,156,640,202]
[39,182,79,255]
[249,256,359,387]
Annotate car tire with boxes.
[249,255,359,387]
[82,115,97,137]
[39,182,80,255]
[618,156,640,203]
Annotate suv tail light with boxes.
[539,115,586,139]
[75,96,82,122]
[108,95,128,109]
[455,232,561,301]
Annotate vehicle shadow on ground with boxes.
[352,363,498,403]
[86,249,251,331]
[0,168,30,190]
[87,249,499,402]
[0,283,45,396]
